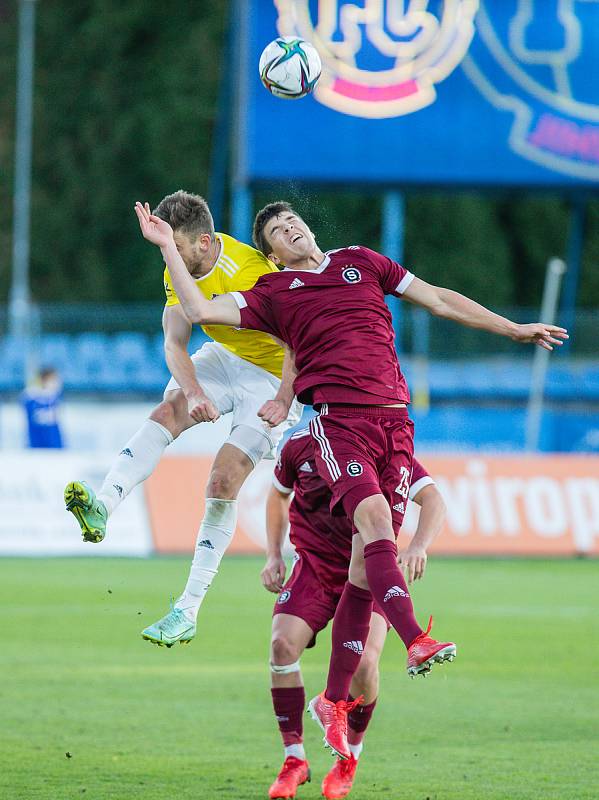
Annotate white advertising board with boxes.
[0,452,152,556]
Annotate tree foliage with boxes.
[0,2,595,308]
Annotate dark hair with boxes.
[153,190,215,239]
[252,201,295,255]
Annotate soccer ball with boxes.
[259,36,321,99]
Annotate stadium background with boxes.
[1,0,598,557]
[1,3,598,799]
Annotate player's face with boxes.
[173,231,212,272]
[265,213,316,266]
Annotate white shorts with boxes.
[164,342,302,465]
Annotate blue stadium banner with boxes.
[236,0,599,188]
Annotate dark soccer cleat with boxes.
[322,754,358,799]
[307,692,362,761]
[407,616,456,677]
[268,756,310,799]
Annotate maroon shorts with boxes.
[273,550,389,640]
[309,404,415,530]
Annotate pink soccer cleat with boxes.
[322,754,359,799]
[407,616,456,677]
[307,692,362,760]
[268,756,311,800]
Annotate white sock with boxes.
[175,498,237,621]
[284,744,305,760]
[348,743,363,760]
[97,419,173,516]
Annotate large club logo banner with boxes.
[239,0,599,186]
[275,0,478,119]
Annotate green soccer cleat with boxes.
[142,606,196,648]
[64,481,108,543]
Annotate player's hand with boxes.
[134,201,174,249]
[261,555,286,593]
[186,390,220,423]
[511,323,568,351]
[258,399,290,428]
[398,543,427,584]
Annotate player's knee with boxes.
[271,634,302,666]
[206,468,239,500]
[354,497,393,542]
[150,401,179,437]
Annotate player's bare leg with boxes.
[142,441,257,647]
[268,614,313,799]
[322,613,387,799]
[65,388,195,542]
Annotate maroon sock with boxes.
[271,687,305,746]
[325,582,373,703]
[363,539,422,647]
[347,695,377,745]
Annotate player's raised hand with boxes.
[258,399,289,428]
[398,543,427,584]
[186,389,220,423]
[134,201,174,249]
[261,555,286,593]
[511,323,568,351]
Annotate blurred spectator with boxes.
[21,367,65,448]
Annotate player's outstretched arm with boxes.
[134,201,241,327]
[398,484,446,584]
[403,277,568,351]
[261,485,291,593]
[259,346,298,427]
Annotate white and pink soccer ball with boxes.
[259,36,322,99]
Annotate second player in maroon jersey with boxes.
[263,428,446,800]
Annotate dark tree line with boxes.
[1,1,597,308]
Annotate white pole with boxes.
[9,0,38,383]
[525,258,567,451]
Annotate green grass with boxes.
[1,557,597,800]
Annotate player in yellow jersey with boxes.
[64,191,301,645]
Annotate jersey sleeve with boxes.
[363,247,415,297]
[273,440,298,494]
[163,267,180,307]
[409,458,435,501]
[230,275,283,339]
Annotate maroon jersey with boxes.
[274,428,433,584]
[231,247,414,405]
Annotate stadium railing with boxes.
[1,304,598,399]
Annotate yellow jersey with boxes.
[163,232,284,378]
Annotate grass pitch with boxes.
[1,557,597,800]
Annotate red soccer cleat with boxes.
[307,692,363,760]
[322,755,359,799]
[407,616,456,677]
[268,756,311,800]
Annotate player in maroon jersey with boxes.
[134,199,568,757]
[263,427,445,800]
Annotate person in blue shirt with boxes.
[22,367,64,448]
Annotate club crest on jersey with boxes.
[274,0,478,119]
[347,461,363,477]
[277,590,291,604]
[342,267,361,284]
